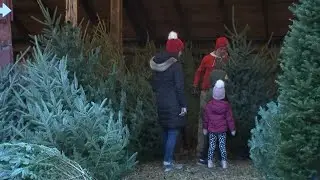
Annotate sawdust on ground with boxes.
[124,159,263,180]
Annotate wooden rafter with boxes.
[80,0,98,24]
[262,0,269,38]
[110,0,123,50]
[173,0,190,39]
[123,0,154,46]
[65,0,78,26]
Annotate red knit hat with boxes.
[215,36,229,50]
[166,31,184,53]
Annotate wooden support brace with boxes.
[65,0,78,26]
[110,0,123,50]
[0,0,13,67]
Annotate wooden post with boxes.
[65,0,78,26]
[110,0,123,50]
[0,0,13,68]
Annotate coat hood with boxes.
[207,99,229,114]
[150,51,178,72]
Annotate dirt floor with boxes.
[124,159,263,180]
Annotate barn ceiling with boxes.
[11,0,296,53]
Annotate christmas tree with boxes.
[180,42,200,149]
[0,143,92,179]
[0,40,137,179]
[249,101,282,179]
[275,0,320,179]
[31,1,162,159]
[223,10,279,156]
[0,63,26,143]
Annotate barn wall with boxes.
[11,0,296,54]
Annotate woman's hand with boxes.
[179,107,187,116]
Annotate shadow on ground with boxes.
[124,160,263,180]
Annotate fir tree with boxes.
[180,43,200,149]
[275,0,320,179]
[22,42,137,179]
[0,40,137,179]
[0,63,27,143]
[0,142,92,180]
[249,101,282,180]
[223,11,279,156]
[31,0,162,159]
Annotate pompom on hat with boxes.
[212,80,225,100]
[166,31,184,53]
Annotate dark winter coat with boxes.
[203,99,235,133]
[150,52,187,129]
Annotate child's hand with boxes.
[231,130,236,136]
[203,129,208,135]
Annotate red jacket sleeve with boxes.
[226,103,235,131]
[193,56,209,87]
[203,103,210,129]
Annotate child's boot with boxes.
[207,160,214,168]
[221,160,227,169]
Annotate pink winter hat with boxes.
[213,80,225,100]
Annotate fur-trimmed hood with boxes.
[150,52,178,72]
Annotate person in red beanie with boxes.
[150,31,187,172]
[192,36,229,165]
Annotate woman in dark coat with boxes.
[150,31,187,172]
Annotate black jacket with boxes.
[150,52,187,129]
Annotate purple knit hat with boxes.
[213,80,225,100]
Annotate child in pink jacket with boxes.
[203,80,236,169]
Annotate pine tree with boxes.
[223,11,279,156]
[180,43,200,149]
[275,0,320,179]
[0,63,26,143]
[0,40,137,179]
[0,142,92,180]
[31,0,162,159]
[249,102,282,180]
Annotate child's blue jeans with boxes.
[163,128,179,163]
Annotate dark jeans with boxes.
[163,128,179,163]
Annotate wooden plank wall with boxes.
[11,0,296,54]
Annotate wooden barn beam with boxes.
[110,0,123,50]
[262,0,269,38]
[173,0,190,39]
[65,0,78,26]
[80,0,98,24]
[123,0,154,46]
[0,0,13,67]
